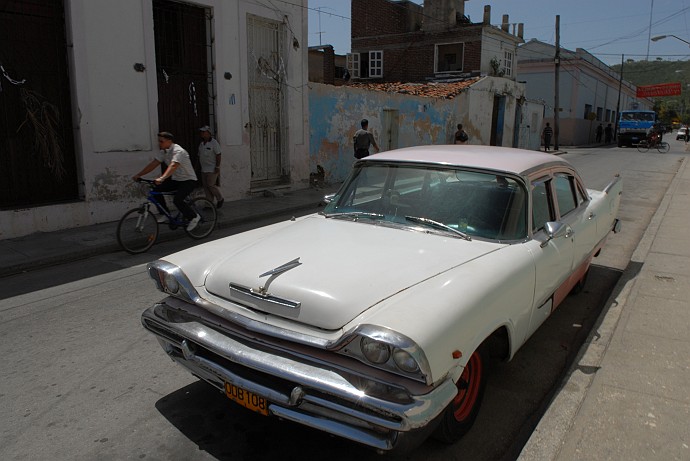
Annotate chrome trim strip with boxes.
[229,283,301,309]
[603,174,622,195]
[141,304,457,441]
[269,406,393,451]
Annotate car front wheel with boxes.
[433,345,488,443]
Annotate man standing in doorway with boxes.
[198,125,224,208]
[542,122,553,152]
[353,119,380,159]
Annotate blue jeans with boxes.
[153,179,197,220]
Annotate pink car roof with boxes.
[364,145,571,176]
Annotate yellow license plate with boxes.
[224,382,269,416]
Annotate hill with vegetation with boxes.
[612,58,690,125]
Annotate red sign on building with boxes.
[636,82,682,98]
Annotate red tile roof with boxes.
[347,77,483,99]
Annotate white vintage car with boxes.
[142,145,622,452]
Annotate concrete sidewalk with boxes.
[520,157,690,460]
[0,184,338,277]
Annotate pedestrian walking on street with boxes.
[604,123,613,144]
[198,125,224,208]
[542,123,553,152]
[353,119,379,159]
[596,123,603,143]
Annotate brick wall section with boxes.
[352,3,484,84]
[351,0,415,38]
[323,46,335,85]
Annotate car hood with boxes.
[204,216,503,330]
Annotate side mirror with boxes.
[540,221,572,247]
[322,193,335,205]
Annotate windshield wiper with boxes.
[404,216,471,241]
[322,211,385,221]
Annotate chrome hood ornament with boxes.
[259,257,302,279]
[229,257,302,309]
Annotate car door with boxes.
[524,174,575,341]
[552,172,598,281]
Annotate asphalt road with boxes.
[0,143,684,461]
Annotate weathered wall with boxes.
[309,77,537,183]
[309,84,467,182]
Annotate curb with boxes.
[517,156,687,460]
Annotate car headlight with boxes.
[163,272,179,294]
[147,260,198,304]
[392,348,419,373]
[360,337,391,364]
[337,325,431,384]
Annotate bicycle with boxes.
[637,137,670,153]
[117,178,218,254]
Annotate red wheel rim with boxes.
[452,351,483,422]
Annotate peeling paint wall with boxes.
[309,84,466,182]
[309,77,541,183]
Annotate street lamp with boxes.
[651,34,690,46]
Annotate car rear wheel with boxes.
[433,345,488,443]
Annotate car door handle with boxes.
[565,226,574,238]
[588,212,596,220]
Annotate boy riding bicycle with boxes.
[646,123,664,146]
[132,131,200,231]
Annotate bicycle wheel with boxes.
[657,142,670,153]
[117,207,159,254]
[185,197,217,239]
[636,140,649,153]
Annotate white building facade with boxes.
[1,0,309,239]
[517,39,653,146]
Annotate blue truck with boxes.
[617,110,657,147]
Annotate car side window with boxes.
[575,183,585,205]
[350,165,389,206]
[391,166,425,194]
[531,178,553,233]
[554,174,578,217]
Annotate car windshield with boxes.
[323,163,528,241]
[621,112,655,122]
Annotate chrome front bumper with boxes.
[141,302,457,451]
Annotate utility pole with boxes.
[615,54,624,142]
[646,0,654,60]
[554,15,560,150]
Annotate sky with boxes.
[306,0,690,66]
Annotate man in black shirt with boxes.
[542,123,553,151]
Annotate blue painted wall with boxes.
[308,79,542,183]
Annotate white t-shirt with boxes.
[156,144,197,181]
[198,138,221,173]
